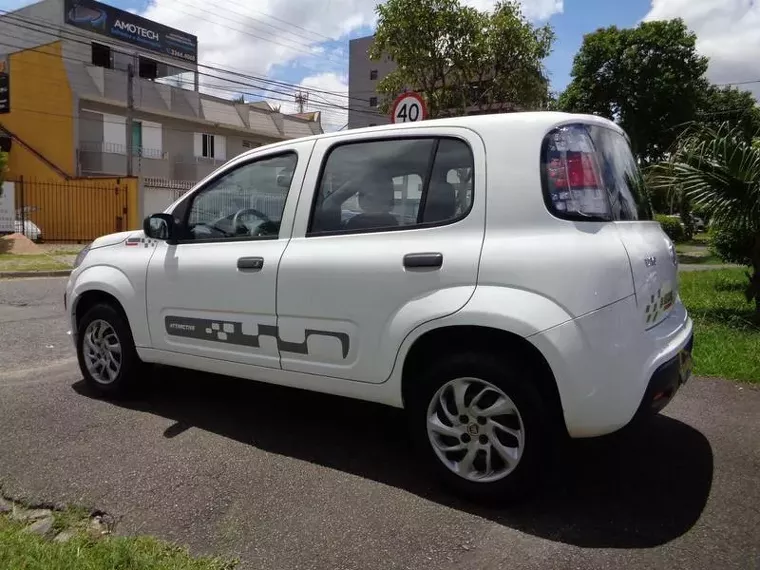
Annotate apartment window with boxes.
[369,97,378,108]
[202,134,215,158]
[91,43,112,69]
[370,69,378,80]
[195,133,226,161]
[138,56,158,80]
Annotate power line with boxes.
[0,13,382,119]
[147,0,347,66]
[0,36,366,130]
[209,0,336,43]
[715,79,760,87]
[0,10,368,107]
[0,36,375,125]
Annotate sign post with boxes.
[391,92,427,124]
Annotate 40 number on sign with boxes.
[391,92,427,124]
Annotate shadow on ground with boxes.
[73,367,713,549]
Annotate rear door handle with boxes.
[403,252,443,269]
[237,257,264,271]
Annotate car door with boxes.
[276,127,486,383]
[145,141,314,368]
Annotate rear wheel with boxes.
[407,351,548,503]
[76,303,143,398]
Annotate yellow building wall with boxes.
[1,42,141,240]
[2,41,75,178]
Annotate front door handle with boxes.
[403,252,443,269]
[237,257,264,271]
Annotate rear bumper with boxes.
[529,295,693,438]
[634,333,693,417]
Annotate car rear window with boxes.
[541,124,652,222]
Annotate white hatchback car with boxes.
[65,112,693,502]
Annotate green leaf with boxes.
[369,0,554,119]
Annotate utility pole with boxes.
[294,90,309,113]
[126,63,134,176]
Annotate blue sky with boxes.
[542,0,649,94]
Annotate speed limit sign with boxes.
[391,91,427,123]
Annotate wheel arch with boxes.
[70,265,149,346]
[74,289,129,330]
[400,325,567,437]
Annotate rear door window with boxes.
[308,137,474,235]
[541,124,651,222]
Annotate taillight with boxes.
[565,152,600,188]
[544,127,610,219]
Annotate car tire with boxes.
[407,350,549,504]
[76,303,144,399]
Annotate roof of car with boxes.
[237,111,623,160]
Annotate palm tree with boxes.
[652,122,760,321]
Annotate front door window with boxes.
[183,152,298,241]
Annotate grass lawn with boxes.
[676,234,724,265]
[679,268,760,383]
[0,253,72,272]
[677,251,724,265]
[0,516,236,570]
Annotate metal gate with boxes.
[13,177,129,242]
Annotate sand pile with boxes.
[0,232,42,254]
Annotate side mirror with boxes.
[143,213,177,244]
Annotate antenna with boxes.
[294,91,309,113]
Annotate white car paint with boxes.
[65,112,693,439]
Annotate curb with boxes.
[0,270,72,279]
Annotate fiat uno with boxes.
[65,112,693,501]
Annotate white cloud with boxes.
[272,72,350,132]
[462,0,563,20]
[644,0,760,98]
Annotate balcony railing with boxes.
[174,154,226,166]
[80,141,168,159]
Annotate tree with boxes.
[697,85,760,142]
[652,123,760,321]
[558,19,709,165]
[369,0,554,119]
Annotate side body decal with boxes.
[165,316,350,359]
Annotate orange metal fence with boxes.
[13,177,130,242]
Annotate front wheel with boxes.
[407,351,548,504]
[76,303,143,398]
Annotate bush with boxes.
[709,224,755,266]
[655,214,685,242]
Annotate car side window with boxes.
[309,137,474,235]
[183,152,297,242]
[588,126,652,221]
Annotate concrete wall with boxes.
[143,185,181,217]
[0,0,62,58]
[77,100,260,181]
[348,35,395,129]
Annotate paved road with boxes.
[1,278,758,570]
